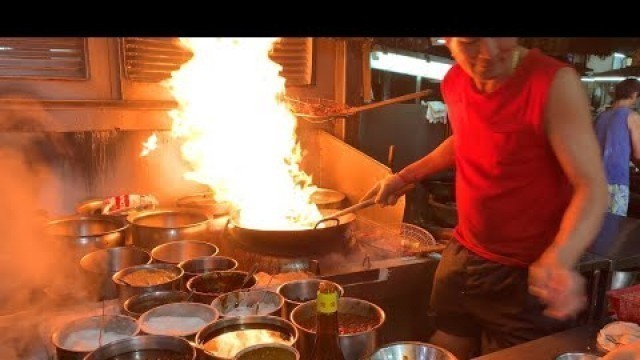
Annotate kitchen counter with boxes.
[474,321,607,360]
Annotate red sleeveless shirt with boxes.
[406,49,573,267]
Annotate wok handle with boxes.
[321,183,416,220]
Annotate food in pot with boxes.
[193,274,246,294]
[63,329,131,352]
[236,346,297,360]
[203,329,292,359]
[121,269,176,287]
[144,315,209,336]
[110,350,192,360]
[297,312,379,335]
[224,302,279,317]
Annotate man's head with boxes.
[445,38,520,82]
[614,78,640,102]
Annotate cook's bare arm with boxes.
[361,136,456,205]
[627,111,640,166]
[529,67,609,319]
[542,67,609,268]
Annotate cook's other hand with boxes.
[360,174,409,206]
[529,250,587,320]
[602,340,640,360]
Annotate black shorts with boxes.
[430,240,576,354]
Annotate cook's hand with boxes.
[360,174,408,206]
[529,250,587,320]
[602,341,640,360]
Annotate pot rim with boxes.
[366,341,457,359]
[127,208,211,229]
[276,279,344,306]
[178,256,239,276]
[138,302,219,337]
[186,270,257,297]
[46,215,129,238]
[112,263,184,287]
[211,288,285,317]
[80,247,152,275]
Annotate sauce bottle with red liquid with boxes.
[310,281,346,360]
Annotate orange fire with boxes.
[163,38,322,230]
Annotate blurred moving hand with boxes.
[602,340,640,360]
[360,174,409,206]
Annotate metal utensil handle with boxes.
[321,183,416,220]
[240,263,259,289]
[346,89,432,114]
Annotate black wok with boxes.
[226,210,356,257]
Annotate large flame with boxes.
[164,38,322,230]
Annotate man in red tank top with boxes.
[363,38,609,359]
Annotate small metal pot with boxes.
[233,343,300,360]
[186,271,257,305]
[555,353,601,360]
[276,279,344,321]
[84,335,197,360]
[211,289,284,318]
[310,188,346,210]
[195,315,298,360]
[138,302,219,342]
[365,341,457,360]
[80,247,151,301]
[151,240,219,265]
[46,215,129,260]
[127,208,212,250]
[178,256,239,288]
[51,314,139,360]
[123,290,190,319]
[290,297,385,360]
[176,192,231,242]
[112,263,183,305]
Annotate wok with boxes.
[226,210,356,257]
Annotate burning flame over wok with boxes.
[161,38,322,230]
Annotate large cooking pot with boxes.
[127,208,212,250]
[226,210,355,257]
[46,215,129,260]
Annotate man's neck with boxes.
[614,99,636,108]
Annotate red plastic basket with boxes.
[607,284,640,323]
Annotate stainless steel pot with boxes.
[290,297,385,360]
[127,208,212,250]
[310,188,346,210]
[178,256,239,288]
[51,314,139,360]
[176,192,230,241]
[211,289,284,318]
[195,315,298,360]
[112,263,183,305]
[46,215,129,260]
[186,271,257,305]
[84,335,197,360]
[151,240,219,265]
[122,290,190,319]
[138,302,219,342]
[80,247,152,301]
[276,279,344,321]
[365,341,457,360]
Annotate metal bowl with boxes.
[123,290,190,319]
[151,240,219,265]
[365,341,457,360]
[46,215,129,260]
[555,353,601,360]
[80,247,151,301]
[84,335,196,360]
[187,271,257,305]
[233,343,300,360]
[139,302,219,341]
[51,314,139,360]
[178,256,239,287]
[112,263,183,305]
[127,208,212,250]
[195,315,298,360]
[291,297,385,360]
[276,279,344,320]
[211,289,284,318]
